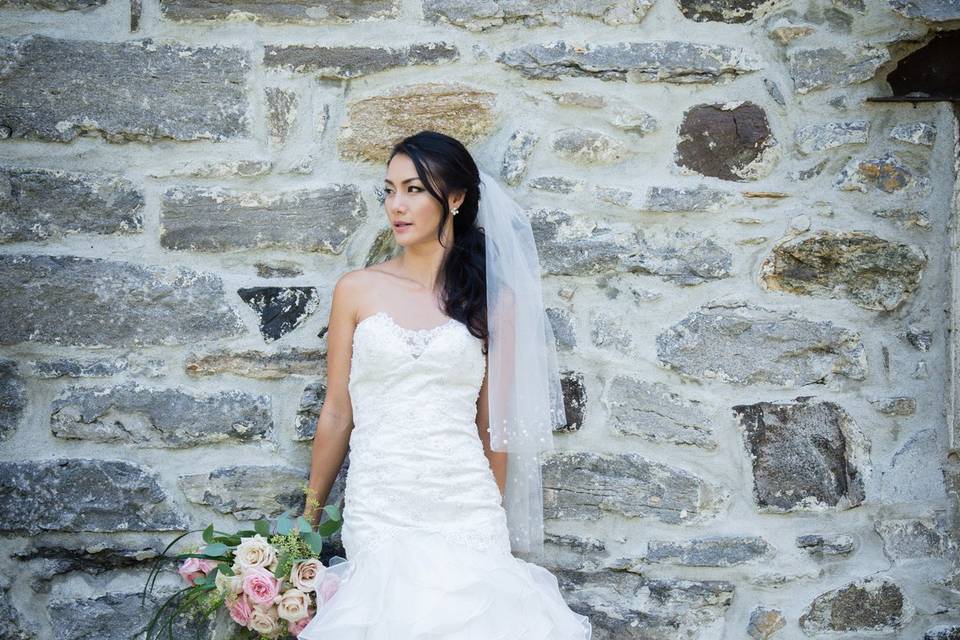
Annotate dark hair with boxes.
[386,131,487,353]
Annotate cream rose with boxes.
[215,569,243,598]
[276,587,310,622]
[248,605,282,636]
[234,534,278,572]
[290,558,326,593]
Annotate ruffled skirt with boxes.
[297,529,592,640]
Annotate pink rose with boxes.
[316,572,341,606]
[229,594,253,626]
[288,612,312,636]
[177,557,216,585]
[241,566,281,606]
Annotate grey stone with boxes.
[609,108,657,135]
[0,0,103,7]
[0,358,26,442]
[543,532,607,570]
[255,260,304,278]
[528,176,586,194]
[890,121,936,146]
[161,0,396,22]
[552,128,630,165]
[424,0,652,30]
[881,429,947,503]
[629,228,732,285]
[788,46,890,93]
[13,536,165,593]
[497,41,761,83]
[875,518,949,560]
[926,625,960,640]
[675,102,777,181]
[263,42,457,79]
[905,326,933,351]
[799,578,907,633]
[28,357,132,378]
[554,568,734,639]
[265,87,298,145]
[794,120,869,154]
[185,348,326,380]
[501,128,538,185]
[644,536,770,566]
[529,209,629,276]
[869,396,916,416]
[872,207,932,230]
[796,533,856,555]
[0,254,244,347]
[734,397,868,511]
[605,375,716,448]
[590,311,632,350]
[747,606,785,639]
[657,299,867,385]
[149,159,273,179]
[0,578,35,639]
[546,307,577,351]
[557,370,586,432]
[0,166,144,243]
[294,379,326,441]
[759,231,926,311]
[0,458,186,533]
[644,185,738,212]
[237,286,321,342]
[542,451,724,523]
[679,0,776,22]
[545,90,607,108]
[50,382,272,448]
[179,465,308,520]
[160,184,366,253]
[0,35,249,143]
[836,152,925,194]
[48,589,213,640]
[890,0,960,22]
[592,185,635,207]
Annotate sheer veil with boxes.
[476,169,566,556]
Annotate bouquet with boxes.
[141,504,344,640]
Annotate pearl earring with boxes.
[452,208,459,216]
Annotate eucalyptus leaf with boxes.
[253,519,271,537]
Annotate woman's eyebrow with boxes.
[383,177,421,185]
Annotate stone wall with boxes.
[1,0,958,638]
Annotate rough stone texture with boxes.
[337,83,497,163]
[836,152,927,194]
[799,578,908,633]
[186,348,326,380]
[160,0,397,23]
[263,42,457,79]
[0,459,186,533]
[0,576,35,639]
[237,286,321,342]
[926,626,960,640]
[552,127,630,165]
[890,121,937,146]
[889,0,960,22]
[644,185,738,212]
[13,536,165,593]
[679,0,776,23]
[265,87,298,145]
[759,231,926,311]
[609,107,658,135]
[50,382,273,448]
[530,176,586,194]
[541,451,725,523]
[787,45,890,93]
[0,0,103,7]
[48,589,213,640]
[734,397,868,511]
[675,102,777,181]
[796,533,855,555]
[0,35,249,143]
[555,568,734,639]
[794,120,869,154]
[161,184,366,253]
[657,300,867,385]
[497,41,761,83]
[0,255,244,347]
[179,465,308,519]
[632,229,732,285]
[870,395,916,415]
[558,370,587,432]
[0,166,144,243]
[881,429,947,504]
[294,379,326,441]
[546,307,577,351]
[501,128,538,185]
[424,0,653,30]
[0,358,26,442]
[644,536,770,566]
[604,375,716,448]
[747,607,785,639]
[875,518,949,560]
[543,533,607,571]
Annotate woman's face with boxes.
[382,154,457,248]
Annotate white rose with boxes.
[276,587,310,622]
[290,558,326,593]
[234,534,278,572]
[248,605,282,636]
[215,570,243,597]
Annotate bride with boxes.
[297,130,592,639]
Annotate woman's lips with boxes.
[393,222,412,231]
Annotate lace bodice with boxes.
[341,311,512,560]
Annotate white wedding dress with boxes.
[298,310,592,640]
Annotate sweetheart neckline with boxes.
[356,310,460,336]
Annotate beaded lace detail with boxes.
[343,310,511,561]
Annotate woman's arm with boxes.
[476,355,507,499]
[304,272,360,527]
